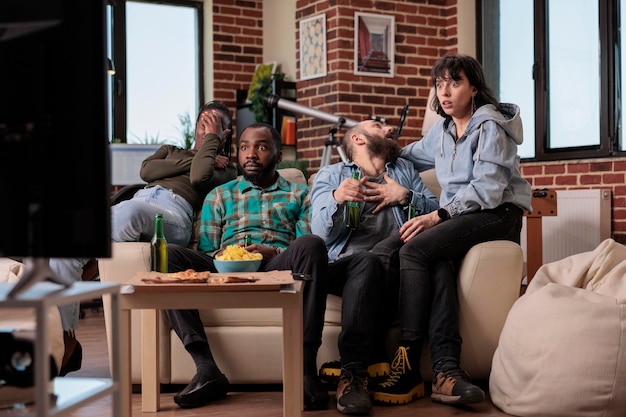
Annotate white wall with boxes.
[457,0,477,57]
[263,0,297,82]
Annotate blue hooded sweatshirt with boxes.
[400,103,532,217]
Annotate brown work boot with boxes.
[336,367,371,415]
[431,362,485,405]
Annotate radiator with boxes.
[521,189,612,266]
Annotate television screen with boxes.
[0,0,111,258]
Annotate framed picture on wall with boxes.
[300,14,327,81]
[354,12,395,77]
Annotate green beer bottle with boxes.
[151,213,168,272]
[407,203,416,220]
[344,171,361,230]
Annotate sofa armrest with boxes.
[457,240,523,379]
[98,242,172,383]
[98,242,151,284]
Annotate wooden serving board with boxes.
[126,270,294,292]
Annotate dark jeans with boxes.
[165,233,388,374]
[398,203,523,368]
[327,252,386,368]
[165,234,329,370]
[368,236,404,361]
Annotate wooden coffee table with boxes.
[117,270,303,417]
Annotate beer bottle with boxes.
[407,203,416,220]
[151,213,168,272]
[344,171,361,231]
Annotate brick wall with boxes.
[211,0,458,166]
[211,0,264,108]
[294,0,459,171]
[522,159,626,245]
[209,0,626,245]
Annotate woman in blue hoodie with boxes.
[373,54,532,408]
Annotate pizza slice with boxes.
[141,269,211,284]
[168,269,212,279]
[141,269,259,284]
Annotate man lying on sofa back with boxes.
[163,123,337,411]
[310,118,439,415]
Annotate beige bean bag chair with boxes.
[490,238,626,417]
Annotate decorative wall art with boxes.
[354,12,395,77]
[300,14,327,81]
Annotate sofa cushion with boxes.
[198,294,343,327]
[419,168,441,199]
[490,239,626,416]
[0,258,24,283]
[277,167,307,185]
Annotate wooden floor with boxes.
[66,307,512,417]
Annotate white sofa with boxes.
[98,168,524,385]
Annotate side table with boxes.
[0,281,122,417]
[118,270,303,417]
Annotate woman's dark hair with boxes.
[196,101,233,159]
[430,54,501,117]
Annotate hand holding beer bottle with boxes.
[343,171,361,231]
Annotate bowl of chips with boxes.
[213,244,263,273]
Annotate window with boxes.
[478,0,623,161]
[109,0,203,146]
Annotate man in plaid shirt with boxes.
[164,123,331,411]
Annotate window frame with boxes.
[477,0,624,162]
[110,0,204,143]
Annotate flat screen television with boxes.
[0,1,110,268]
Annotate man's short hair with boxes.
[239,123,282,151]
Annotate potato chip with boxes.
[215,244,263,261]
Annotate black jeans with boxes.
[398,203,523,368]
[327,251,386,368]
[165,233,388,374]
[164,234,329,370]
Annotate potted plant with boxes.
[249,71,285,123]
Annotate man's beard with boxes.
[365,133,402,163]
[240,155,278,183]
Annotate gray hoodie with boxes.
[401,103,532,217]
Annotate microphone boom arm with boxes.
[263,94,359,128]
[394,104,409,140]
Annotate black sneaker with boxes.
[431,363,485,405]
[373,346,424,405]
[304,374,330,410]
[336,368,371,415]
